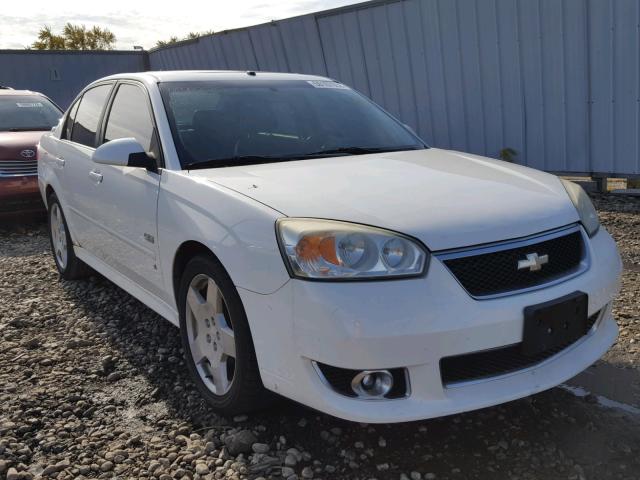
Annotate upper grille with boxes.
[0,160,38,177]
[440,309,600,386]
[441,228,584,297]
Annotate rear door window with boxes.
[63,100,80,140]
[70,84,112,147]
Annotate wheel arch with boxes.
[44,184,56,207]
[173,240,274,413]
[44,185,81,246]
[171,240,265,365]
[172,240,224,307]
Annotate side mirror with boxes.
[92,138,157,172]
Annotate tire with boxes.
[47,193,91,280]
[178,254,271,415]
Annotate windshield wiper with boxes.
[8,127,52,132]
[184,145,426,170]
[296,145,425,158]
[185,155,289,170]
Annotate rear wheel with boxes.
[178,254,270,415]
[47,193,91,280]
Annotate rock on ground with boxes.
[1,196,639,480]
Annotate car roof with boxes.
[0,89,47,96]
[97,70,332,83]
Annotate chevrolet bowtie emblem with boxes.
[517,252,549,272]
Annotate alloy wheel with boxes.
[50,203,68,269]
[185,273,236,395]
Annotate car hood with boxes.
[189,148,580,251]
[0,130,47,160]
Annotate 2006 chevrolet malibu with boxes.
[38,71,621,422]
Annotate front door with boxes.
[83,82,164,298]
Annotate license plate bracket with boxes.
[522,291,588,356]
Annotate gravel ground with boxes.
[1,195,639,480]
[592,195,640,369]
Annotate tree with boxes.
[155,30,215,48]
[32,26,65,50]
[155,36,180,48]
[31,23,116,50]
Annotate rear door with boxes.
[47,97,79,219]
[83,81,164,297]
[54,83,114,246]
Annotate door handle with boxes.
[89,170,103,184]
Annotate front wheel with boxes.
[47,193,91,280]
[178,254,271,415]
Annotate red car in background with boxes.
[0,87,62,217]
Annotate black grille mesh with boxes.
[440,310,600,385]
[442,231,584,297]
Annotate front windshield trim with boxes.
[158,79,427,170]
[183,145,427,171]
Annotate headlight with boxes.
[560,179,600,237]
[276,219,429,280]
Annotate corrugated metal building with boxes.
[147,0,640,177]
[0,50,147,108]
[1,0,638,176]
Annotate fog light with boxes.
[351,370,394,398]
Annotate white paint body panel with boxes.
[240,227,621,422]
[192,148,580,251]
[84,163,163,298]
[38,71,622,423]
[155,169,290,301]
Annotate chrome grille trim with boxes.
[0,160,38,177]
[435,224,590,300]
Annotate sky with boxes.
[0,0,360,50]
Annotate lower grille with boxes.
[441,227,585,298]
[440,310,601,386]
[0,160,38,176]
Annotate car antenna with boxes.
[246,71,257,76]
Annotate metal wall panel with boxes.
[146,0,640,175]
[250,23,289,72]
[0,51,146,108]
[277,16,327,75]
[5,0,636,174]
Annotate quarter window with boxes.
[70,84,112,147]
[63,99,80,140]
[104,84,156,155]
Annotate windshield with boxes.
[159,79,426,169]
[0,95,62,132]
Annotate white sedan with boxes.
[38,71,621,423]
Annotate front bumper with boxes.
[239,226,622,423]
[0,176,44,215]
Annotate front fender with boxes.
[157,170,290,309]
